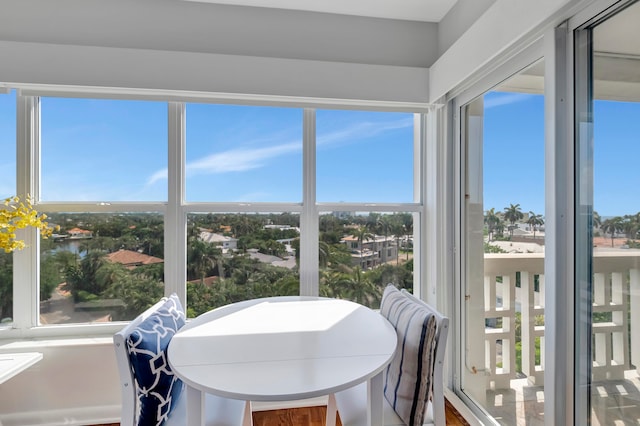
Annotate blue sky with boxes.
[10,96,414,204]
[483,91,640,217]
[483,91,546,216]
[0,91,16,198]
[1,89,638,217]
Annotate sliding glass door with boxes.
[459,58,546,424]
[575,1,640,423]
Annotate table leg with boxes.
[367,372,384,426]
[185,386,204,426]
[325,393,337,426]
[243,400,254,426]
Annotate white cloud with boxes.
[232,191,272,202]
[147,169,168,186]
[145,141,300,186]
[318,117,413,147]
[145,116,412,185]
[484,93,533,109]
[188,142,300,175]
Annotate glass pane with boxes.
[0,90,16,326]
[0,252,12,325]
[319,211,414,309]
[186,212,300,317]
[39,212,165,324]
[185,104,302,202]
[587,4,640,423]
[40,98,168,201]
[0,90,16,199]
[317,110,414,203]
[462,61,546,424]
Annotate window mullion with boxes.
[300,108,318,296]
[13,95,40,328]
[166,102,187,303]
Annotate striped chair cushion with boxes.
[380,285,438,426]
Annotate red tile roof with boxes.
[187,276,219,286]
[105,249,164,268]
[67,227,92,234]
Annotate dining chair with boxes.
[113,293,249,426]
[331,285,449,426]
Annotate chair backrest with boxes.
[400,289,449,426]
[379,285,449,426]
[113,294,186,426]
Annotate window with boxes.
[186,212,300,317]
[575,3,640,422]
[319,211,415,308]
[460,59,546,424]
[0,90,16,200]
[39,212,165,324]
[316,110,414,203]
[40,98,167,202]
[185,104,303,202]
[2,92,424,336]
[32,97,169,326]
[0,90,16,325]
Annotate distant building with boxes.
[67,227,93,239]
[332,211,353,219]
[264,224,300,232]
[199,229,238,251]
[246,248,296,269]
[340,234,397,270]
[106,249,164,269]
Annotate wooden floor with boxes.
[99,399,469,425]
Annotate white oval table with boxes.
[168,296,397,426]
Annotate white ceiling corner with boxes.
[181,0,458,22]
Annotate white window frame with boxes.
[450,39,545,425]
[3,88,427,340]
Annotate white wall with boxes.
[0,0,440,104]
[0,41,429,105]
[429,0,578,102]
[0,340,121,425]
[0,0,438,68]
[437,0,497,56]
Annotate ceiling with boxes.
[182,0,460,22]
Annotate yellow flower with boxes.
[0,195,57,253]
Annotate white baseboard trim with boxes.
[0,405,120,426]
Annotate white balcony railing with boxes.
[482,251,640,389]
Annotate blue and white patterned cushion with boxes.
[126,294,186,426]
[380,285,437,426]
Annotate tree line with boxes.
[484,203,544,242]
[0,212,414,321]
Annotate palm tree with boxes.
[344,267,380,308]
[601,217,623,247]
[350,226,373,269]
[621,215,639,240]
[400,214,413,260]
[188,240,225,283]
[593,210,602,231]
[376,216,393,263]
[391,222,405,265]
[527,211,544,238]
[484,208,501,241]
[319,240,331,268]
[503,203,524,238]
